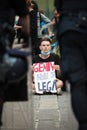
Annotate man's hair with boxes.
[39,36,52,46]
[31,0,38,12]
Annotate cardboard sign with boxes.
[33,62,57,94]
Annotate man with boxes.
[32,37,63,94]
[0,0,30,126]
[54,0,87,130]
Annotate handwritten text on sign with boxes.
[33,62,57,94]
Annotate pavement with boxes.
[33,85,78,130]
[0,84,78,130]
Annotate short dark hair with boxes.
[31,0,38,12]
[39,36,52,46]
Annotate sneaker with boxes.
[56,88,62,95]
[32,89,36,94]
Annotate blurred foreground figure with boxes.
[54,0,87,130]
[0,0,30,126]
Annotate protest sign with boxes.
[33,62,57,94]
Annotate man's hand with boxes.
[14,25,22,30]
[54,65,60,71]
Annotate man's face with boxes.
[40,41,51,53]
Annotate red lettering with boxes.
[50,62,55,71]
[39,63,44,72]
[33,64,38,72]
[44,62,50,71]
[33,62,55,72]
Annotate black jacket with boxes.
[0,0,29,101]
[0,0,29,26]
[54,0,87,37]
[54,0,87,13]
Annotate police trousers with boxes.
[59,31,87,130]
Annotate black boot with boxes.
[0,98,3,127]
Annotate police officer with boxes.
[54,0,87,130]
[0,0,30,126]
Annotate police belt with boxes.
[62,11,87,28]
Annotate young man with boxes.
[32,37,63,94]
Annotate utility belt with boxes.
[62,11,87,28]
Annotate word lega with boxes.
[37,80,56,91]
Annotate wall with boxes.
[36,0,54,19]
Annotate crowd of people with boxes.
[24,0,64,95]
[14,0,63,95]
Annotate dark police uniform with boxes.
[54,0,87,130]
[0,0,29,126]
[0,0,28,25]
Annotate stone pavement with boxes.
[0,84,79,130]
[33,86,78,130]
[0,81,79,130]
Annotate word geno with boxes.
[33,62,55,72]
